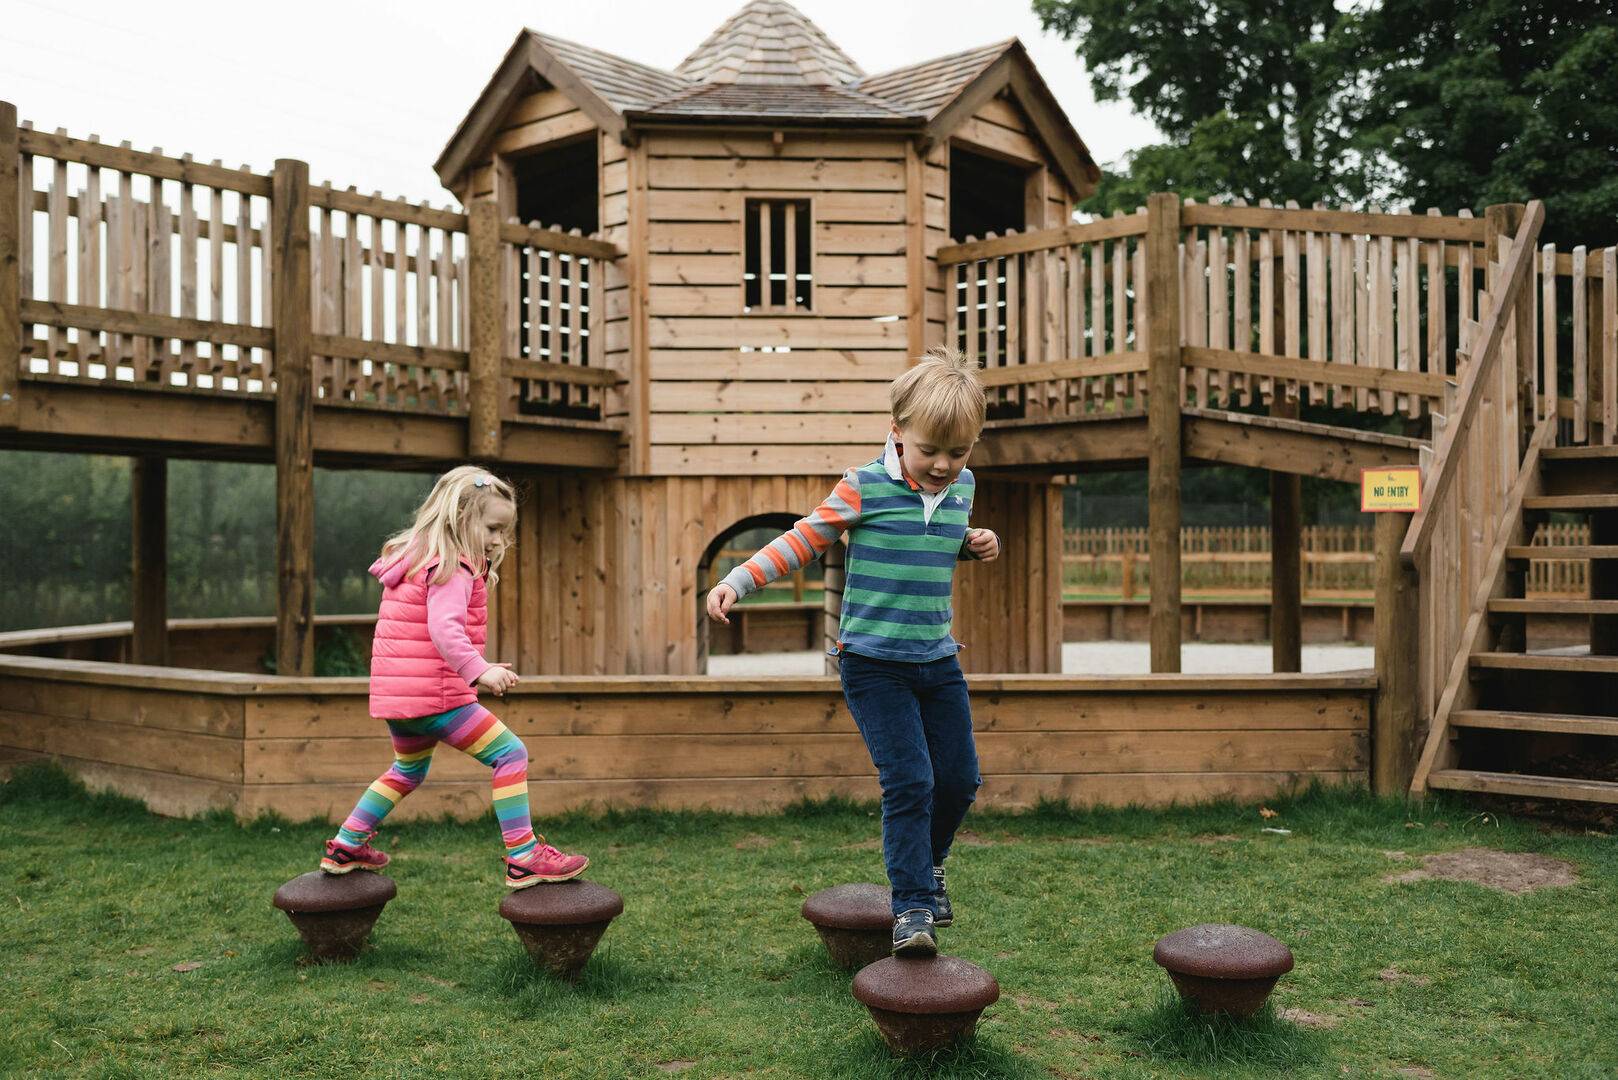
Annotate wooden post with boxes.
[272,159,315,677]
[1489,204,1536,455]
[0,101,19,430]
[1146,193,1183,672]
[130,456,168,666]
[467,199,502,460]
[1373,510,1420,794]
[1592,510,1618,656]
[1269,462,1303,672]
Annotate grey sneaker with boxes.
[932,865,953,927]
[892,907,938,957]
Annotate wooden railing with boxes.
[938,212,1149,420]
[7,109,623,431]
[1401,201,1547,794]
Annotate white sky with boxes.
[2,0,1161,209]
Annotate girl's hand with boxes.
[706,584,738,625]
[476,663,519,696]
[966,528,1001,562]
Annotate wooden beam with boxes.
[1183,346,1448,398]
[937,214,1146,264]
[974,415,1149,470]
[1181,202,1487,243]
[905,140,925,360]
[1146,193,1182,672]
[0,101,17,431]
[467,200,502,460]
[130,456,168,667]
[433,33,540,189]
[526,35,629,144]
[1373,510,1419,794]
[1270,446,1302,672]
[1182,411,1419,482]
[497,220,621,261]
[271,159,315,678]
[1005,63,1100,199]
[627,140,651,473]
[922,52,1014,152]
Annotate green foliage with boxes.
[0,452,434,632]
[1035,0,1618,243]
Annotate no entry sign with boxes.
[1360,467,1421,512]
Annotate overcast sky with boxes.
[4,0,1160,208]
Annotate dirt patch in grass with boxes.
[839,837,882,851]
[655,1063,697,1074]
[1383,847,1578,894]
[1278,1008,1338,1029]
[732,834,774,851]
[1193,834,1240,844]
[955,829,1019,847]
[1378,967,1430,987]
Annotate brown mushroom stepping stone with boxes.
[801,883,892,971]
[272,870,397,963]
[1152,923,1295,1018]
[498,880,624,982]
[852,956,1000,1054]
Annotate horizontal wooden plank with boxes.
[18,127,271,195]
[937,215,1146,263]
[309,186,465,231]
[952,115,1045,165]
[1450,710,1618,737]
[1183,347,1450,397]
[649,443,877,474]
[815,222,907,255]
[645,253,908,287]
[0,710,242,782]
[652,379,893,411]
[648,284,907,318]
[498,221,622,260]
[645,132,907,160]
[1181,203,1488,242]
[500,357,619,387]
[1488,598,1618,615]
[978,352,1148,388]
[1506,545,1618,560]
[974,96,1030,133]
[647,221,740,254]
[244,728,1361,784]
[648,190,905,223]
[490,110,595,157]
[1182,413,1419,482]
[23,300,273,349]
[1471,652,1618,673]
[1523,495,1618,511]
[649,316,907,350]
[313,334,468,372]
[500,88,578,129]
[51,757,241,818]
[648,349,908,381]
[651,411,892,445]
[647,158,905,191]
[648,253,742,285]
[1428,769,1618,804]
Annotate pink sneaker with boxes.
[320,835,391,874]
[505,838,589,889]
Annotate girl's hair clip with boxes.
[473,475,492,488]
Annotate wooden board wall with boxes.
[482,469,1066,675]
[639,130,914,475]
[0,658,1371,821]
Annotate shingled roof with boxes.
[434,0,1100,195]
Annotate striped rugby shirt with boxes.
[721,436,984,663]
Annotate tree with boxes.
[1032,0,1364,213]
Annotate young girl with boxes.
[318,465,589,889]
[705,348,1000,956]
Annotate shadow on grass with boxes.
[815,1028,1043,1080]
[1120,989,1327,1069]
[486,945,659,1010]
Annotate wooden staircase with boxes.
[1419,444,1618,804]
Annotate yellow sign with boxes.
[1361,467,1422,512]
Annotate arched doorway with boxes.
[695,514,841,674]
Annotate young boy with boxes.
[705,346,1000,957]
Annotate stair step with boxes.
[1429,769,1618,805]
[1506,545,1618,560]
[1471,652,1618,674]
[1488,598,1618,615]
[1542,444,1618,461]
[1523,494,1618,512]
[1451,709,1618,736]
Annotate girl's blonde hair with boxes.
[379,465,517,586]
[889,345,986,447]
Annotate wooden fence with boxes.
[1063,523,1591,599]
[12,115,620,424]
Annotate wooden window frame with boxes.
[743,194,815,314]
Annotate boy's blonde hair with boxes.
[889,346,986,447]
[380,464,517,586]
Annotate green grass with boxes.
[4,765,1618,1078]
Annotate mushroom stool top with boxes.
[498,880,624,926]
[273,870,396,913]
[801,883,892,930]
[1152,924,1294,980]
[852,956,1001,1015]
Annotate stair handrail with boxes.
[1400,200,1545,567]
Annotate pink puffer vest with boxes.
[369,554,487,719]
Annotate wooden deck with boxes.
[0,652,1372,820]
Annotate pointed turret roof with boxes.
[435,2,1100,196]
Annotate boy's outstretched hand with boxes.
[706,583,739,624]
[966,528,1001,562]
[476,663,519,696]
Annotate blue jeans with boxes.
[838,651,981,917]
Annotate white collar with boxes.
[883,433,907,483]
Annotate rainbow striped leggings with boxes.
[335,703,537,860]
